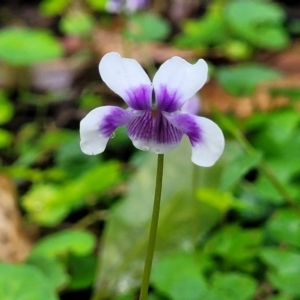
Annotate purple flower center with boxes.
[127,110,183,146]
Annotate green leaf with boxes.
[68,254,97,290]
[26,256,69,291]
[289,19,300,35]
[265,209,300,248]
[225,0,289,50]
[22,184,69,225]
[197,188,241,213]
[220,151,262,190]
[260,248,300,296]
[0,90,14,124]
[31,229,96,258]
[59,11,94,36]
[268,294,292,300]
[123,12,170,42]
[55,136,101,177]
[151,251,208,300]
[111,291,136,300]
[234,186,274,223]
[22,161,120,226]
[205,224,262,270]
[39,0,71,16]
[205,272,257,300]
[0,262,59,300]
[86,0,107,11]
[0,28,63,65]
[0,128,13,148]
[221,39,253,60]
[253,173,298,206]
[216,64,282,96]
[175,14,228,48]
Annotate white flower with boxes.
[80,52,225,167]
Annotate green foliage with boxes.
[204,224,263,271]
[0,90,14,148]
[59,11,95,36]
[0,28,63,65]
[175,0,289,58]
[206,272,257,300]
[220,151,262,190]
[260,248,300,297]
[152,251,208,300]
[0,128,13,148]
[26,256,69,291]
[196,188,240,213]
[265,209,300,248]
[216,64,282,96]
[68,254,97,290]
[0,0,299,298]
[22,161,121,226]
[23,230,97,296]
[123,12,170,42]
[0,262,59,300]
[39,0,71,16]
[176,13,229,47]
[92,139,223,298]
[86,0,107,11]
[151,251,257,300]
[31,229,96,258]
[0,90,14,125]
[225,0,289,50]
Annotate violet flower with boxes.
[106,0,147,13]
[80,52,224,167]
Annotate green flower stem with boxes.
[191,164,200,249]
[139,154,164,300]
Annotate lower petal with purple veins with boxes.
[126,110,183,153]
[166,112,225,167]
[80,106,132,155]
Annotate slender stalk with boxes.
[139,154,164,300]
[191,164,200,249]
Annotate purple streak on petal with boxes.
[126,84,152,110]
[166,112,202,146]
[99,107,131,137]
[181,95,201,115]
[126,110,183,146]
[155,84,181,113]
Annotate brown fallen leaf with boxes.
[258,42,300,74]
[0,175,31,262]
[201,73,300,118]
[93,28,196,65]
[201,79,255,118]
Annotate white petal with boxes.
[99,52,152,110]
[181,94,201,115]
[166,113,224,167]
[153,56,208,112]
[190,117,224,167]
[131,139,179,154]
[80,106,129,155]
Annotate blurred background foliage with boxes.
[0,0,300,299]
